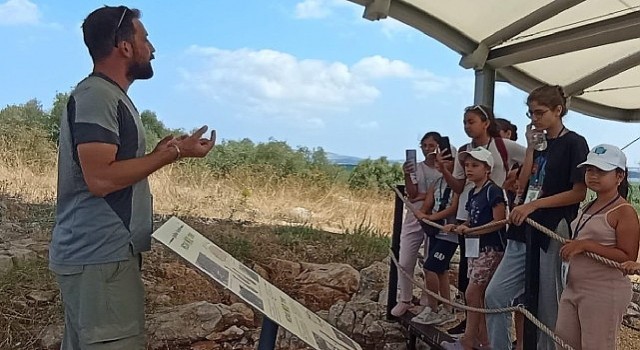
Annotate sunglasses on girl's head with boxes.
[465,105,489,120]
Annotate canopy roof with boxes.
[348,0,640,122]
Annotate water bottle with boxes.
[532,131,547,151]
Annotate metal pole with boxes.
[257,317,279,350]
[408,332,417,350]
[523,228,541,350]
[474,67,496,108]
[387,184,405,320]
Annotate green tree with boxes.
[348,157,403,191]
[46,92,70,143]
[140,110,184,151]
[0,99,56,167]
[0,99,50,134]
[205,138,256,174]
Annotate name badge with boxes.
[465,236,480,258]
[524,186,542,204]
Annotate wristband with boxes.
[171,144,181,161]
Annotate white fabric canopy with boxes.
[347,0,640,122]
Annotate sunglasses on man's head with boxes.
[113,8,128,47]
[464,105,489,120]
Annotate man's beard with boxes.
[127,60,154,81]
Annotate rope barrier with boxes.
[391,186,640,274]
[389,186,640,349]
[387,250,574,350]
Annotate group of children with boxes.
[391,85,640,350]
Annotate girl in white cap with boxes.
[555,144,639,350]
[441,147,507,350]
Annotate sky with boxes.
[2,0,640,165]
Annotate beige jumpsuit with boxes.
[555,204,633,350]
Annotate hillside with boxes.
[1,98,638,349]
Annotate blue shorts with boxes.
[424,238,458,274]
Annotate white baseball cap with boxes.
[459,147,494,170]
[577,144,626,171]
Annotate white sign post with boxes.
[152,217,363,350]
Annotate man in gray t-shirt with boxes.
[51,6,215,349]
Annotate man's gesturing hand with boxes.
[172,126,216,158]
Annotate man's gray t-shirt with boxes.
[50,73,152,270]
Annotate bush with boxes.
[347,157,403,192]
[1,97,402,192]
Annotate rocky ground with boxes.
[1,194,639,349]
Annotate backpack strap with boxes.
[487,184,509,250]
[439,186,452,212]
[494,137,510,174]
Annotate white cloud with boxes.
[379,18,412,38]
[352,55,413,79]
[294,0,331,19]
[294,0,415,40]
[179,46,464,125]
[293,0,360,20]
[181,46,379,118]
[413,75,475,96]
[0,0,40,26]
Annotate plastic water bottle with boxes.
[532,132,547,151]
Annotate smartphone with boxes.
[438,136,453,159]
[405,149,418,184]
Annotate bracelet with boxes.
[171,144,181,161]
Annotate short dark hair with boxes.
[495,118,518,141]
[82,6,141,62]
[420,131,441,144]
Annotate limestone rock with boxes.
[0,254,13,274]
[288,207,312,222]
[265,258,302,280]
[297,262,359,295]
[38,324,64,349]
[27,290,57,302]
[252,264,269,280]
[190,340,220,350]
[146,301,226,348]
[206,325,244,342]
[327,299,406,349]
[353,261,387,302]
[295,262,360,310]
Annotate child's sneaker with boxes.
[410,306,436,324]
[390,301,412,317]
[447,319,466,338]
[440,339,465,350]
[435,308,457,325]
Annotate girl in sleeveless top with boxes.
[556,144,640,350]
[391,132,443,317]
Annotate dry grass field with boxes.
[0,131,638,349]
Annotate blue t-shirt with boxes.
[465,181,506,250]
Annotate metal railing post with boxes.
[523,228,540,350]
[257,317,279,350]
[387,184,405,320]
